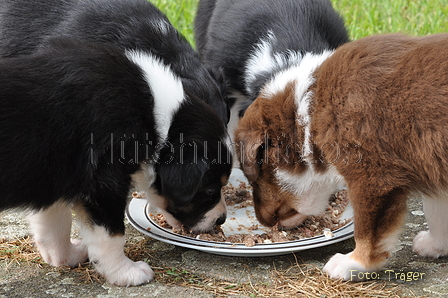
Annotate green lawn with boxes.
[333,0,448,39]
[149,0,447,46]
[148,0,199,46]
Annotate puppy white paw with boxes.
[102,259,155,287]
[323,253,368,281]
[413,231,448,258]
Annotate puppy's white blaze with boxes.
[190,195,227,233]
[244,30,276,95]
[299,91,314,157]
[244,30,302,96]
[261,51,332,98]
[275,166,344,216]
[261,51,333,160]
[126,50,185,143]
[127,51,184,218]
[295,51,333,160]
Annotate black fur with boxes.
[155,96,232,228]
[0,37,231,235]
[195,0,349,103]
[0,0,232,286]
[0,0,229,123]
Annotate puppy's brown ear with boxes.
[234,130,265,182]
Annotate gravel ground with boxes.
[0,196,447,297]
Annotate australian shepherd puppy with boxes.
[234,33,448,279]
[194,0,349,132]
[0,0,232,287]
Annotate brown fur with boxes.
[235,82,307,227]
[313,34,448,269]
[235,33,448,274]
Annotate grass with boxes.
[332,0,448,40]
[148,0,199,45]
[149,0,448,46]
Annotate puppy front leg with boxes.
[79,224,154,286]
[75,201,154,286]
[323,187,408,280]
[28,201,88,267]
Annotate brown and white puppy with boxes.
[235,34,448,280]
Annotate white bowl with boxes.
[126,169,354,257]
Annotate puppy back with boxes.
[311,34,448,192]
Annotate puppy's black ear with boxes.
[206,66,230,123]
[156,152,210,206]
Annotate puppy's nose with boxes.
[215,214,226,226]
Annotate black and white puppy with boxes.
[0,0,229,123]
[0,0,232,287]
[194,0,349,124]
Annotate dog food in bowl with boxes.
[149,181,351,247]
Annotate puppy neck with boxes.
[261,50,334,164]
[125,50,185,145]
